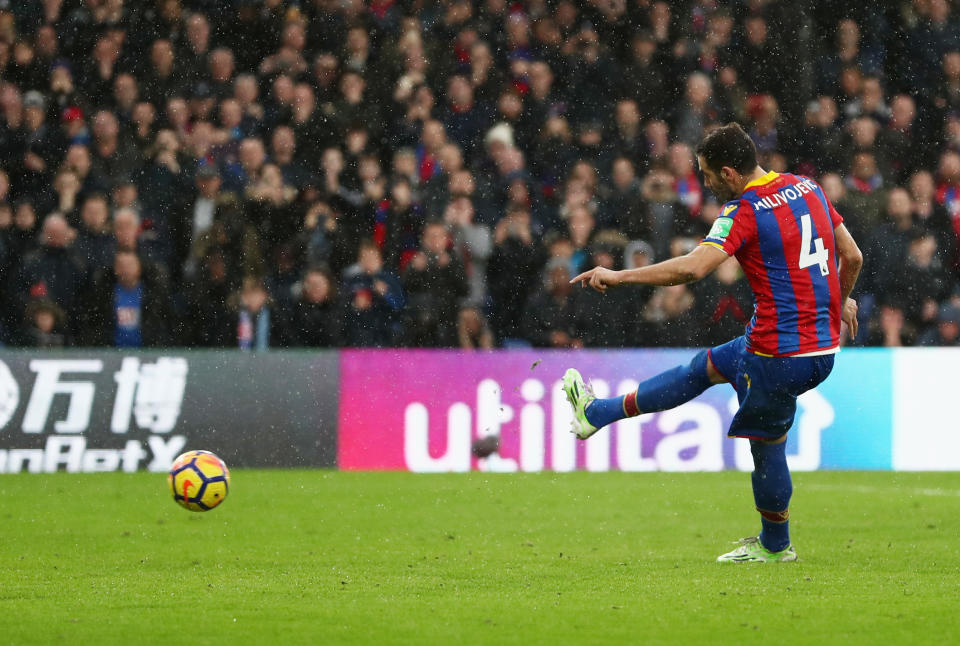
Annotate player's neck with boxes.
[736,166,769,196]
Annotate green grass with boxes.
[1,471,959,645]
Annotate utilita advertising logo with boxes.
[0,358,188,473]
[338,351,835,473]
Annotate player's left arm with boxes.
[834,222,863,338]
[571,245,729,292]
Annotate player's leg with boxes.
[750,434,793,553]
[718,354,835,562]
[562,338,739,439]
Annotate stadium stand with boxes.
[0,0,958,349]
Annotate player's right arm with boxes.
[834,222,863,338]
[570,244,727,292]
[572,200,746,292]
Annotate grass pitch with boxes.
[1,471,958,645]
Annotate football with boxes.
[168,450,231,512]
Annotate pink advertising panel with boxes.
[337,348,865,472]
[339,349,742,472]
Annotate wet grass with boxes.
[0,471,958,645]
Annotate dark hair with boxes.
[695,123,757,174]
[83,192,109,205]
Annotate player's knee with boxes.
[750,437,789,470]
[754,433,788,446]
[689,350,710,379]
[704,352,727,385]
[686,350,721,389]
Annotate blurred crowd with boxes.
[2,0,960,350]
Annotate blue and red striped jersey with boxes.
[700,171,844,357]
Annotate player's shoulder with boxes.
[718,198,752,219]
[703,199,750,246]
[787,172,824,193]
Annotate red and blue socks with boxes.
[750,439,792,553]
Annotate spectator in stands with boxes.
[641,165,689,260]
[918,303,960,346]
[935,150,960,221]
[669,142,704,224]
[341,241,403,347]
[401,220,468,346]
[81,250,173,347]
[140,128,192,266]
[440,74,493,163]
[12,213,83,334]
[181,13,213,82]
[673,73,723,147]
[270,126,309,191]
[737,15,779,96]
[598,157,646,239]
[3,201,38,276]
[48,166,81,225]
[565,205,596,276]
[817,19,883,96]
[292,82,335,168]
[244,162,298,264]
[458,305,495,350]
[130,102,157,154]
[280,267,341,348]
[208,48,237,100]
[522,257,585,348]
[224,136,267,193]
[880,95,921,182]
[422,142,464,217]
[609,99,647,172]
[231,276,274,351]
[843,151,886,228]
[20,298,68,348]
[379,177,423,272]
[142,39,185,108]
[180,164,222,278]
[333,72,379,145]
[19,90,62,199]
[909,170,956,269]
[620,32,665,121]
[72,192,114,278]
[443,195,491,307]
[572,244,630,347]
[89,110,139,192]
[646,120,672,167]
[797,97,842,176]
[112,206,164,272]
[185,250,234,347]
[566,23,619,125]
[863,188,916,299]
[487,202,546,343]
[885,230,950,336]
[619,239,657,343]
[642,239,699,347]
[81,35,121,109]
[112,74,139,125]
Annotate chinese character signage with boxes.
[0,352,338,472]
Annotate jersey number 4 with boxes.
[798,214,830,276]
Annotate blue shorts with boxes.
[707,336,835,441]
